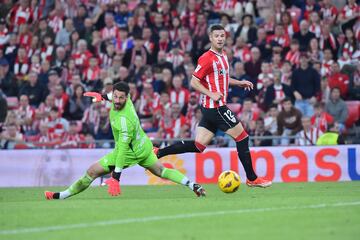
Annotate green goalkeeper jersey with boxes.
[109,96,153,170]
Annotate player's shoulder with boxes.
[198,50,215,62]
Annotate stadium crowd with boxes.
[0,0,359,149]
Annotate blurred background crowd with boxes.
[0,0,359,149]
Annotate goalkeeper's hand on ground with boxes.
[104,177,121,196]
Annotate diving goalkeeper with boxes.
[45,82,206,199]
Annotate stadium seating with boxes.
[345,101,360,128]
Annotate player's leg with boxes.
[45,153,113,200]
[140,152,206,197]
[218,106,271,188]
[156,108,216,158]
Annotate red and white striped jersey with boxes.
[296,127,322,146]
[341,3,359,19]
[14,57,29,79]
[83,66,101,82]
[320,5,338,21]
[285,50,300,66]
[9,5,33,28]
[48,15,64,33]
[160,115,187,139]
[138,92,160,116]
[193,49,230,109]
[71,50,93,68]
[170,88,190,108]
[54,94,69,114]
[18,33,32,48]
[321,59,334,77]
[101,26,119,40]
[40,45,54,62]
[15,105,35,132]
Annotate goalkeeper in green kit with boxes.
[45,82,206,199]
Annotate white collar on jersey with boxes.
[209,48,224,57]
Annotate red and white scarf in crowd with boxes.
[319,33,336,50]
[14,57,29,78]
[321,59,334,77]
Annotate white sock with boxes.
[181,177,195,190]
[59,189,71,199]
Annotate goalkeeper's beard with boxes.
[114,100,126,111]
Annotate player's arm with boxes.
[229,77,253,91]
[113,117,133,177]
[190,75,223,102]
[106,117,133,196]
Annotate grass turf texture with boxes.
[0,182,359,240]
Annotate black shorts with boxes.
[199,105,240,133]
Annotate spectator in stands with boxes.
[245,47,262,85]
[253,118,272,147]
[15,94,35,135]
[257,62,274,92]
[53,85,69,114]
[137,82,160,119]
[348,62,360,100]
[19,71,45,107]
[61,121,83,149]
[293,20,316,51]
[319,23,338,57]
[311,102,334,133]
[0,123,24,149]
[325,87,348,132]
[234,14,257,44]
[52,46,67,72]
[158,103,187,139]
[328,62,350,98]
[238,98,260,132]
[55,18,74,46]
[0,58,18,97]
[68,84,91,121]
[170,74,189,109]
[308,38,323,63]
[36,17,55,40]
[285,39,301,67]
[320,48,334,77]
[95,107,113,148]
[296,116,322,146]
[48,106,69,139]
[291,53,320,117]
[280,60,292,86]
[277,98,302,145]
[228,61,252,103]
[0,90,7,123]
[264,104,278,145]
[264,70,293,111]
[82,101,101,136]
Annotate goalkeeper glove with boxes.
[83,92,110,102]
[105,177,121,196]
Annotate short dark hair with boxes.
[50,106,59,112]
[283,97,292,103]
[209,24,225,33]
[113,81,130,95]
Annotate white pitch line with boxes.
[1,201,360,235]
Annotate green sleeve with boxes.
[114,116,134,170]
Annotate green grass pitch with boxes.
[1,182,360,240]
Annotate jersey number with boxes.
[224,110,237,123]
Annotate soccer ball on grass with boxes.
[218,170,241,193]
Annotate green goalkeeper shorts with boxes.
[99,149,158,172]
